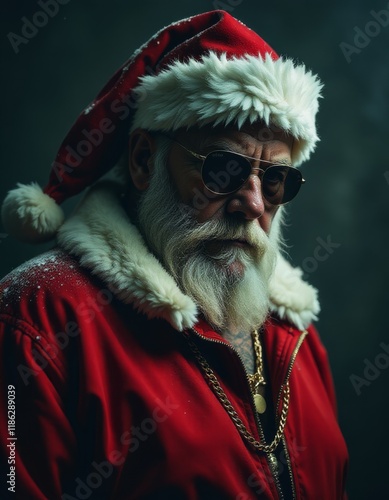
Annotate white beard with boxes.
[137,141,279,333]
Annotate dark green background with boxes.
[1,1,388,498]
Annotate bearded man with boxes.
[0,10,348,500]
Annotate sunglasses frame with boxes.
[162,134,305,205]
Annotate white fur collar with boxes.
[57,182,319,331]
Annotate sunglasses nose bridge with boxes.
[234,167,268,207]
[249,166,265,179]
[239,166,265,192]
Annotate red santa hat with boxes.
[2,10,322,243]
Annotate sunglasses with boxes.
[165,136,305,205]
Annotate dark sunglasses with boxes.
[164,136,305,205]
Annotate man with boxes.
[0,10,348,499]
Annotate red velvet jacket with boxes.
[0,184,348,499]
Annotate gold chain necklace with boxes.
[248,329,267,414]
[186,331,291,453]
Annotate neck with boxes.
[222,329,255,374]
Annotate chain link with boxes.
[186,335,290,453]
[248,329,266,389]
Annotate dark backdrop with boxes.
[1,1,388,498]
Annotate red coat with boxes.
[0,185,348,499]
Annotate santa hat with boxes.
[2,10,322,243]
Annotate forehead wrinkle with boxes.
[197,135,237,153]
[197,135,265,159]
[197,132,271,154]
[197,135,292,166]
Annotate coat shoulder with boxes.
[0,248,92,305]
[0,248,110,342]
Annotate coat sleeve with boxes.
[306,323,340,415]
[306,323,349,499]
[0,314,78,500]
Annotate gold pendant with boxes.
[254,393,267,414]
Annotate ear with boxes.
[128,129,157,191]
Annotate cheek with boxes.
[170,172,226,221]
[256,201,278,232]
[180,181,226,222]
[194,199,227,223]
[259,211,276,233]
[195,199,278,229]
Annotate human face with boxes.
[165,123,294,234]
[136,140,278,333]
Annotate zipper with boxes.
[275,330,308,415]
[266,451,284,500]
[189,327,308,499]
[282,434,296,500]
[253,328,307,500]
[273,329,308,499]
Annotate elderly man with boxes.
[0,10,348,499]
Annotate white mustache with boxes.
[174,209,269,254]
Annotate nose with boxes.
[225,174,265,220]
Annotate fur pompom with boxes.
[1,183,64,243]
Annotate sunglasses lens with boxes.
[201,151,303,204]
[202,151,251,194]
[263,166,302,204]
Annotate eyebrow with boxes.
[271,158,292,166]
